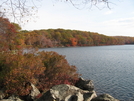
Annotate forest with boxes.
[19,28,134,48]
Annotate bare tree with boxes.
[0,0,110,22]
[0,0,39,23]
[65,0,111,9]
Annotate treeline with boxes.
[18,29,134,48]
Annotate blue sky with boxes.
[22,0,134,37]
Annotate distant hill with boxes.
[19,29,134,48]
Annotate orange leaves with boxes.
[70,38,78,46]
[0,17,18,51]
[0,50,80,96]
[17,39,25,45]
[0,51,45,96]
[36,51,80,91]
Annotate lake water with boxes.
[39,45,134,101]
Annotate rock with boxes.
[29,83,40,100]
[0,95,23,101]
[0,90,5,100]
[83,92,97,101]
[26,83,40,101]
[75,77,94,91]
[91,94,119,101]
[36,84,97,101]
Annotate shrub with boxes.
[0,51,45,96]
[0,51,80,96]
[37,51,80,92]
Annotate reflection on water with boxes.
[40,45,134,101]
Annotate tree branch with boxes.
[0,0,111,23]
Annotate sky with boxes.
[22,0,134,37]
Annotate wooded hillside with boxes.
[19,29,134,48]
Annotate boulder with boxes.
[36,84,97,101]
[0,90,5,100]
[91,94,119,101]
[29,83,40,100]
[0,95,23,101]
[75,77,94,91]
[25,83,40,101]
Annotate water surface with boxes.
[40,45,134,101]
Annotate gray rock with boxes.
[75,77,94,91]
[29,83,40,100]
[25,83,41,101]
[0,95,23,101]
[0,90,5,100]
[36,90,53,101]
[36,84,97,101]
[91,94,119,101]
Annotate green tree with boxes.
[11,23,21,32]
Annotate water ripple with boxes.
[41,45,134,101]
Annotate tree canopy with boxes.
[18,28,134,48]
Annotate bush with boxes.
[37,51,80,92]
[0,51,80,96]
[0,51,45,96]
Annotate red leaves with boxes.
[0,51,45,96]
[0,18,81,97]
[0,51,80,96]
[0,17,18,51]
[36,51,80,92]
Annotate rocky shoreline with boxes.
[0,77,119,101]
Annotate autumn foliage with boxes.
[0,17,18,51]
[19,29,134,48]
[37,51,79,92]
[0,16,134,98]
[70,38,78,46]
[0,17,80,97]
[0,51,45,96]
[0,51,80,96]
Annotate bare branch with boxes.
[0,0,111,23]
[0,0,39,24]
